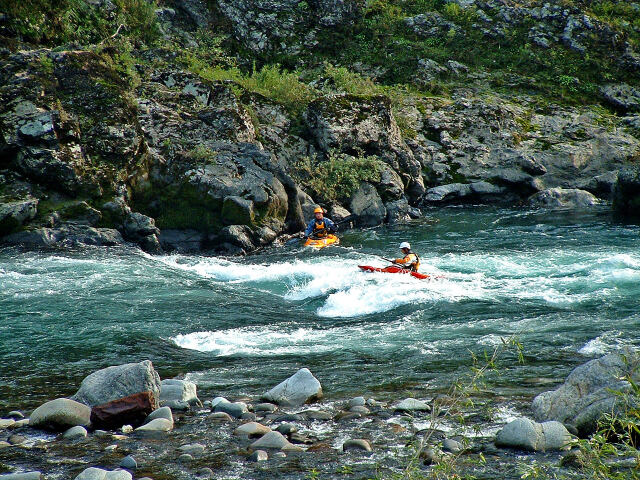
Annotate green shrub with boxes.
[5,0,159,46]
[295,152,383,202]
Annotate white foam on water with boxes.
[578,331,625,356]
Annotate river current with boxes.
[2,207,639,412]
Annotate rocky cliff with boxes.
[1,0,639,253]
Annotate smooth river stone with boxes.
[394,398,431,412]
[343,439,373,452]
[74,467,133,480]
[234,422,271,437]
[30,398,91,430]
[262,368,323,406]
[250,431,303,451]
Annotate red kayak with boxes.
[358,265,431,280]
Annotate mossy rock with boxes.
[221,196,256,226]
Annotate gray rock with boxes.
[62,425,88,440]
[160,379,202,410]
[74,468,133,480]
[527,188,600,208]
[179,443,205,455]
[302,410,332,420]
[178,453,193,463]
[250,431,302,451]
[144,406,173,424]
[71,360,161,407]
[234,422,271,437]
[119,455,137,470]
[249,449,268,462]
[601,84,640,113]
[532,348,640,436]
[495,417,572,451]
[207,411,233,423]
[0,419,15,429]
[275,423,297,435]
[394,398,431,413]
[0,474,43,480]
[7,434,26,445]
[262,368,323,406]
[343,439,372,452]
[349,183,386,227]
[241,412,257,422]
[214,399,248,418]
[135,418,173,433]
[442,438,463,453]
[254,403,277,413]
[424,183,472,203]
[613,167,640,215]
[347,396,366,408]
[349,405,370,415]
[0,198,38,235]
[29,398,91,431]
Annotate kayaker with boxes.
[304,207,337,239]
[393,242,420,272]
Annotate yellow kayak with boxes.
[304,234,339,249]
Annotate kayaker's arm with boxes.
[303,219,315,238]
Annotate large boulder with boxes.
[262,368,323,406]
[495,417,572,451]
[71,360,161,408]
[349,183,386,227]
[0,197,38,235]
[613,167,640,215]
[29,398,91,431]
[527,188,600,208]
[532,349,640,436]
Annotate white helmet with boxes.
[399,242,411,250]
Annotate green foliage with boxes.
[185,59,317,115]
[294,152,383,203]
[5,0,159,46]
[186,145,218,164]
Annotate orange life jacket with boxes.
[313,220,327,237]
[395,252,420,272]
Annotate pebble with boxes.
[303,410,332,420]
[0,419,16,429]
[336,412,361,421]
[214,400,248,418]
[120,455,137,470]
[8,434,27,445]
[144,406,173,424]
[196,467,213,478]
[178,453,194,463]
[254,403,277,413]
[273,413,304,422]
[135,418,173,433]
[251,431,302,451]
[443,438,464,453]
[105,444,118,452]
[273,451,287,458]
[395,398,431,412]
[249,449,268,462]
[234,422,271,437]
[275,423,297,435]
[347,396,366,408]
[207,412,233,423]
[179,443,205,455]
[121,425,133,434]
[343,439,372,452]
[0,473,43,480]
[349,406,370,415]
[62,426,88,440]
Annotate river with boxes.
[2,206,639,413]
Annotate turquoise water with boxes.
[2,207,640,411]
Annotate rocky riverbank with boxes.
[1,350,638,479]
[2,0,640,256]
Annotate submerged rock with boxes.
[262,368,323,406]
[527,188,600,208]
[343,439,372,452]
